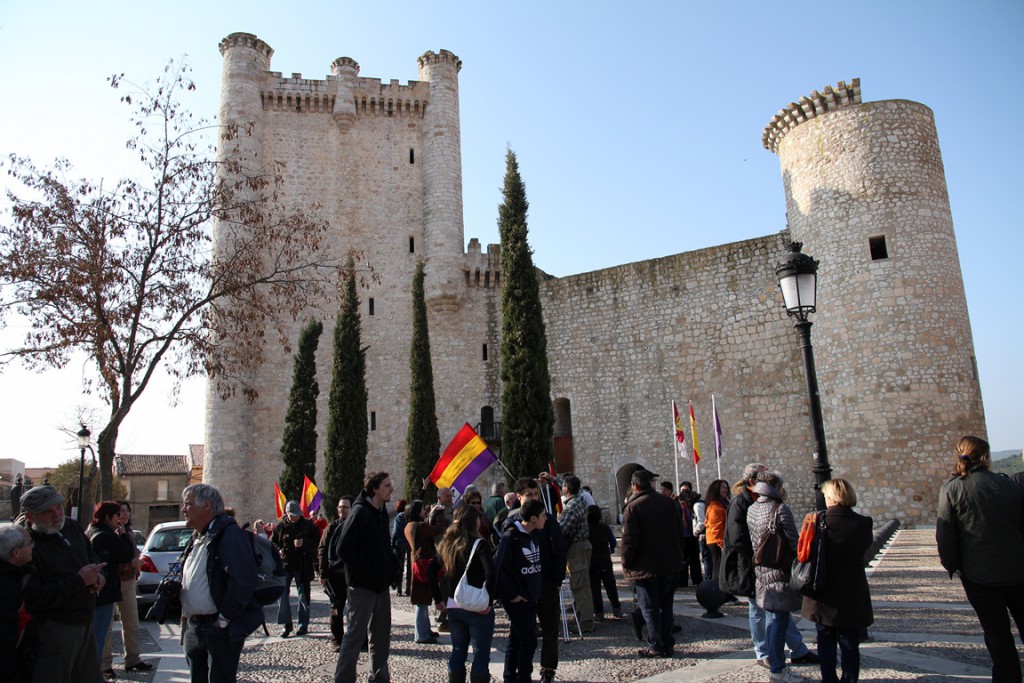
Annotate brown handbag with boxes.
[753,504,794,571]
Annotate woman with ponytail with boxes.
[937,435,1024,683]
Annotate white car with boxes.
[137,521,194,609]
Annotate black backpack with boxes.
[250,532,286,606]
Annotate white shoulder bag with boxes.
[453,538,490,612]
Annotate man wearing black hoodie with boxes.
[334,472,398,683]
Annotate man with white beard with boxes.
[20,485,107,683]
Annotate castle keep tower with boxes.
[764,80,986,519]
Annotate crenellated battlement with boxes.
[762,78,861,153]
[417,49,462,72]
[258,72,431,117]
[218,32,273,60]
[463,239,501,289]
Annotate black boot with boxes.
[470,675,491,683]
[448,668,467,683]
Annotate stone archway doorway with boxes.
[612,457,658,524]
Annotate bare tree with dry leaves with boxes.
[0,61,341,498]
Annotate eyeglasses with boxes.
[469,500,483,507]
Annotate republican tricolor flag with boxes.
[300,476,323,517]
[430,423,498,494]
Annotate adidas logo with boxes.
[520,541,541,574]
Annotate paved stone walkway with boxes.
[117,527,1014,682]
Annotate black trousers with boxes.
[680,537,703,586]
[326,573,348,645]
[960,575,1024,683]
[536,576,560,673]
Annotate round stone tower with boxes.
[765,79,986,521]
[204,33,273,500]
[417,50,466,312]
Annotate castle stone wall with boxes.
[541,234,821,513]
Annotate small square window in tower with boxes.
[482,344,488,361]
[368,298,375,316]
[409,236,415,254]
[370,412,377,431]
[869,235,889,260]
[409,148,415,164]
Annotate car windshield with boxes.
[149,528,194,553]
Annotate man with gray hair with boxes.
[720,463,818,669]
[19,484,107,683]
[2,525,35,681]
[179,483,262,683]
[483,481,506,523]
[558,473,595,631]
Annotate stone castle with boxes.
[205,32,986,527]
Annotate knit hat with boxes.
[20,485,65,514]
[285,500,301,516]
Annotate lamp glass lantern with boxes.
[776,242,818,320]
[77,425,91,449]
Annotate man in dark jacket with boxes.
[180,484,262,683]
[621,469,684,658]
[720,463,816,668]
[20,485,107,683]
[318,496,353,651]
[334,472,398,683]
[272,500,319,637]
[1,525,36,682]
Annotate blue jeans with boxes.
[277,570,310,629]
[414,604,432,641]
[765,609,791,674]
[448,607,496,679]
[183,618,244,683]
[816,623,861,683]
[748,600,810,660]
[93,602,115,666]
[635,574,676,654]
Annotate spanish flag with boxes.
[430,423,498,493]
[689,401,702,465]
[300,476,323,517]
[274,482,286,519]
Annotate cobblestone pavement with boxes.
[123,528,1015,682]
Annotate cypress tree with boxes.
[324,265,369,502]
[498,148,555,481]
[279,318,323,501]
[404,262,442,501]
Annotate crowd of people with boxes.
[4,433,1023,683]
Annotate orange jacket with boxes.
[704,499,727,547]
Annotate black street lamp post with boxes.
[76,425,91,524]
[776,242,831,510]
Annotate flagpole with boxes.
[713,394,722,480]
[690,401,701,494]
[492,455,517,481]
[671,400,680,491]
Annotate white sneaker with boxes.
[768,667,807,683]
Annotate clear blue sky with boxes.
[1,1,1021,468]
